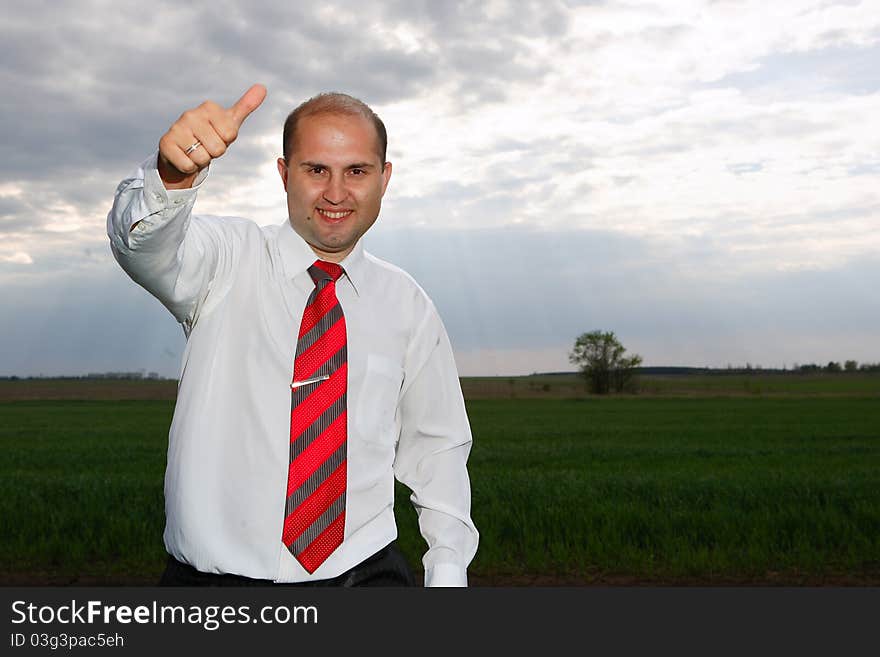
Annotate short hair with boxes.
[282,92,388,165]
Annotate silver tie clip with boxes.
[290,374,330,389]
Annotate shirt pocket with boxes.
[355,353,404,445]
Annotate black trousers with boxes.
[159,541,416,587]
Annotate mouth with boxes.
[315,208,353,222]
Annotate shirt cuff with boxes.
[143,152,210,216]
[425,564,468,587]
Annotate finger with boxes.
[169,123,211,170]
[184,135,212,169]
[197,101,238,146]
[159,134,199,176]
[190,123,226,162]
[228,83,267,127]
[207,112,239,146]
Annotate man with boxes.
[107,84,478,587]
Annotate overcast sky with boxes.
[2,0,878,377]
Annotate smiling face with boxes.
[277,112,392,263]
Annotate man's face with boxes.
[277,112,392,263]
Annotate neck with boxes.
[308,245,351,263]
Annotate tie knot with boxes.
[308,260,344,284]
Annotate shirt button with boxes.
[173,199,183,205]
[154,193,163,201]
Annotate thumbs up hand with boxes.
[158,84,267,189]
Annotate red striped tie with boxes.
[282,260,347,573]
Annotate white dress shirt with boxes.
[106,153,478,587]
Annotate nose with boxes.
[322,173,347,206]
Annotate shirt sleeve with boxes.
[393,306,480,587]
[106,152,232,330]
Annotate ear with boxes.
[277,157,289,191]
[380,161,392,197]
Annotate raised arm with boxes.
[106,85,266,328]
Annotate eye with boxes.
[308,165,326,175]
[349,168,366,176]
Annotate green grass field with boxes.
[1,376,879,585]
[459,397,879,584]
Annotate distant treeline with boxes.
[637,363,880,375]
[716,361,880,374]
[539,362,880,376]
[1,372,166,381]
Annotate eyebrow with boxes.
[299,160,377,170]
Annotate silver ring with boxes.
[184,141,202,156]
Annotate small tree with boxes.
[569,330,643,394]
[844,360,858,372]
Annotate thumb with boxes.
[229,83,267,126]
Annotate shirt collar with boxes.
[277,219,364,296]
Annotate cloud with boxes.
[3,224,877,377]
[1,1,879,375]
[1,252,32,265]
[704,42,880,98]
[0,260,186,378]
[366,224,880,350]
